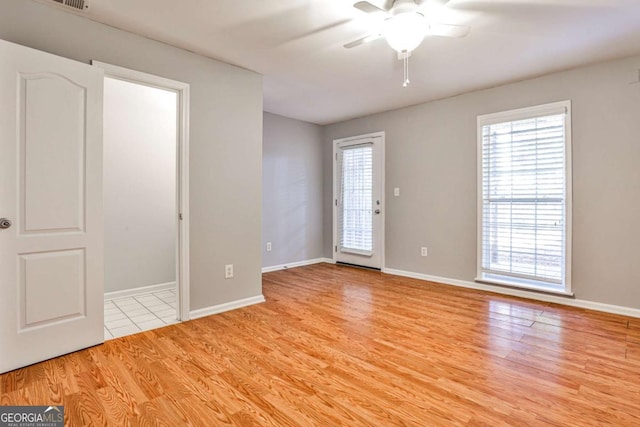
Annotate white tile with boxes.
[137,292,160,299]
[142,300,169,309]
[105,312,127,322]
[105,308,122,316]
[136,296,159,303]
[155,291,175,299]
[110,324,141,338]
[104,327,113,340]
[116,306,144,314]
[119,300,146,308]
[144,305,172,314]
[116,303,144,311]
[161,316,179,324]
[130,313,156,323]
[105,318,134,329]
[104,290,181,338]
[155,308,176,318]
[115,298,142,307]
[156,307,174,315]
[112,296,136,303]
[120,304,149,313]
[137,319,166,331]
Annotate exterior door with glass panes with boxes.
[333,133,384,269]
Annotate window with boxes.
[477,101,572,294]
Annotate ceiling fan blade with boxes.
[353,1,391,18]
[344,32,384,49]
[284,19,352,44]
[448,0,609,14]
[428,23,470,38]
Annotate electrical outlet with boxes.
[421,247,428,257]
[266,242,272,252]
[394,187,400,197]
[225,264,234,279]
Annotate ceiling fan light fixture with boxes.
[383,12,426,53]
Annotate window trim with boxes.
[476,100,573,295]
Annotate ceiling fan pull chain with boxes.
[403,51,410,87]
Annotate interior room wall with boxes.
[262,113,324,268]
[103,77,176,294]
[323,54,640,310]
[0,0,263,311]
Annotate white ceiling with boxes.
[77,0,640,125]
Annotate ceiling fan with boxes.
[345,0,469,86]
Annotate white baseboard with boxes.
[189,295,266,320]
[382,268,640,319]
[105,281,176,301]
[262,257,333,273]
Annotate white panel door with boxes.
[0,39,104,374]
[333,133,384,269]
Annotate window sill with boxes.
[475,274,574,297]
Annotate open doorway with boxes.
[93,62,190,339]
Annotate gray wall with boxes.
[263,113,324,267]
[103,78,176,293]
[324,54,640,309]
[0,0,263,310]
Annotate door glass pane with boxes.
[340,145,373,253]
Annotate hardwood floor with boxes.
[2,263,640,426]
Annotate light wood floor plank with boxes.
[1,263,639,426]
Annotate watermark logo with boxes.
[0,406,64,427]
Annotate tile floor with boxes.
[104,289,178,340]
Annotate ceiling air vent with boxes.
[50,0,90,11]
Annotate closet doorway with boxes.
[94,62,190,339]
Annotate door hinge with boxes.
[335,245,337,252]
[335,199,337,206]
[179,213,183,220]
[335,153,338,161]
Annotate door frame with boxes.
[92,61,191,321]
[332,131,385,269]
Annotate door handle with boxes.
[374,209,381,215]
[0,218,12,229]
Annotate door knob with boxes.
[0,218,12,229]
[374,209,381,214]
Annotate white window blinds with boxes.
[479,102,571,291]
[338,144,373,255]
